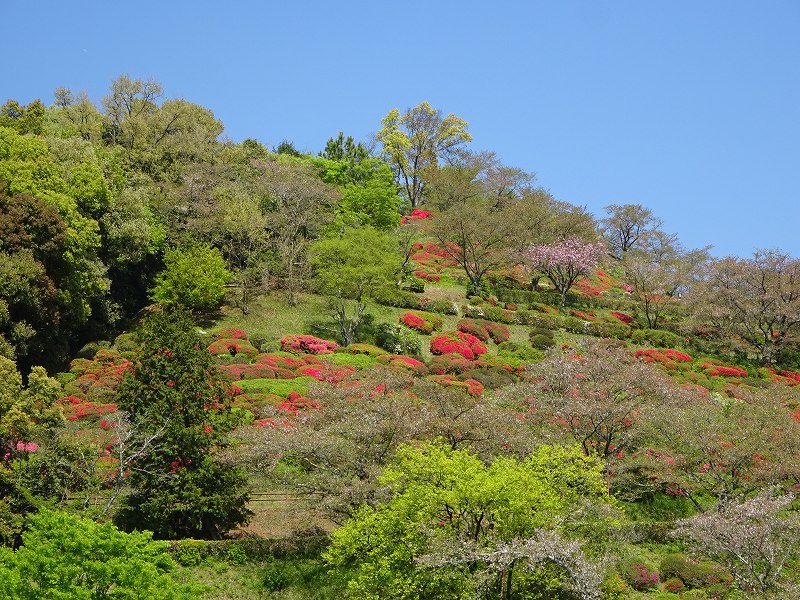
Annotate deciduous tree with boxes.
[310,226,400,345]
[522,237,606,306]
[692,250,800,364]
[376,101,471,208]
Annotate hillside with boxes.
[1,86,800,599]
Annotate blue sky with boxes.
[2,1,798,258]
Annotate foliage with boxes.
[692,250,800,364]
[150,243,231,311]
[430,331,488,360]
[399,310,443,334]
[324,441,610,599]
[114,309,250,539]
[0,509,202,599]
[376,101,472,208]
[375,323,422,355]
[600,203,664,261]
[310,226,401,345]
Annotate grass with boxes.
[237,377,315,396]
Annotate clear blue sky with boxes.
[2,1,798,258]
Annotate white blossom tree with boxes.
[674,491,800,596]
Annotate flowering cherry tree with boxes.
[523,237,606,306]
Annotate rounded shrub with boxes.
[375,323,422,355]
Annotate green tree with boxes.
[150,243,231,311]
[376,101,472,208]
[114,310,250,539]
[324,441,609,599]
[310,226,400,345]
[0,509,202,598]
[0,100,45,136]
[314,155,402,230]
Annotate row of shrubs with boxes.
[372,286,459,315]
[617,552,733,595]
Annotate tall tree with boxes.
[114,310,250,539]
[622,233,710,329]
[261,157,339,305]
[376,101,471,208]
[310,226,400,345]
[601,203,663,261]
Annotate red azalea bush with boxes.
[569,309,596,321]
[400,209,433,224]
[426,374,484,397]
[610,311,633,324]
[296,364,356,383]
[700,362,747,378]
[63,348,133,402]
[280,334,339,355]
[430,332,487,360]
[377,354,429,375]
[485,321,511,344]
[456,319,510,344]
[634,348,693,371]
[414,269,441,282]
[400,311,443,334]
[457,319,490,342]
[428,353,477,375]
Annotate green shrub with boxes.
[176,539,206,566]
[402,279,425,293]
[631,328,683,348]
[344,343,389,357]
[461,367,516,389]
[112,333,137,353]
[55,371,76,386]
[497,341,545,364]
[587,321,630,339]
[237,377,314,397]
[526,313,560,329]
[325,353,377,369]
[561,315,590,334]
[529,327,556,350]
[423,299,459,315]
[262,561,291,591]
[225,542,248,565]
[374,323,422,355]
[372,286,421,309]
[76,340,111,359]
[659,553,732,589]
[481,305,516,324]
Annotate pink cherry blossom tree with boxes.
[522,237,606,306]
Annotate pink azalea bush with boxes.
[280,334,339,355]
